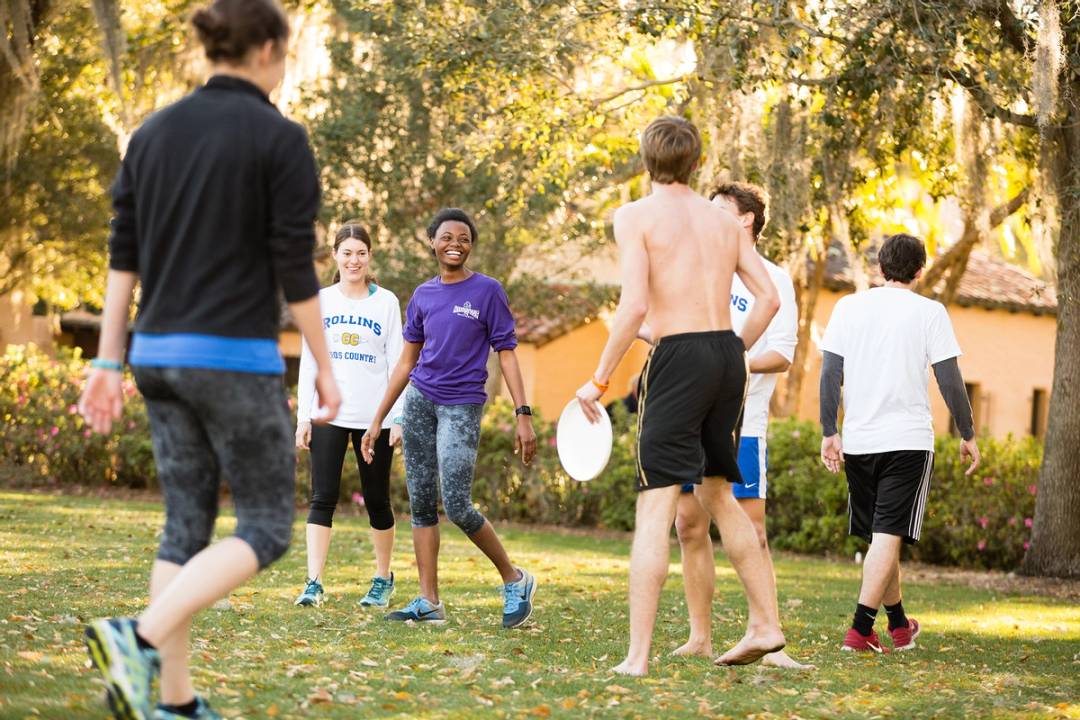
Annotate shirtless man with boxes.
[575,116,785,676]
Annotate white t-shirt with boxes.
[297,284,405,430]
[819,287,962,454]
[729,255,798,438]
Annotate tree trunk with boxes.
[779,242,826,417]
[1021,118,1080,578]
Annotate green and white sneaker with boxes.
[384,596,446,624]
[360,573,395,607]
[84,617,160,720]
[502,567,537,629]
[295,578,324,607]
[153,696,222,720]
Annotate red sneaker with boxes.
[841,628,890,653]
[888,618,920,651]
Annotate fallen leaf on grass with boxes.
[308,688,333,704]
[17,651,43,662]
[604,685,631,695]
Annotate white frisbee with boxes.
[556,398,613,482]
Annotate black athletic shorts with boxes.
[636,330,747,492]
[844,450,934,544]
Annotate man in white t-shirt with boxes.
[664,182,809,669]
[819,233,980,653]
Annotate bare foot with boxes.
[714,630,786,666]
[611,659,647,676]
[761,650,815,670]
[672,640,712,658]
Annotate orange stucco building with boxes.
[500,250,1058,440]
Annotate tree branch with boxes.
[592,75,692,106]
[976,0,1034,56]
[923,65,1039,128]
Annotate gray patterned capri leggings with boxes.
[402,386,486,535]
[133,366,295,570]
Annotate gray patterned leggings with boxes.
[133,366,295,570]
[402,386,486,535]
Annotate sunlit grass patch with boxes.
[1,491,1078,719]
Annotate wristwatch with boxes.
[514,405,533,417]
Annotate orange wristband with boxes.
[591,376,609,393]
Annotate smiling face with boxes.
[334,237,370,283]
[429,220,473,269]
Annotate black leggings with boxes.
[307,424,395,530]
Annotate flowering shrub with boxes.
[2,345,1042,570]
[0,345,155,488]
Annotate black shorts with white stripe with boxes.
[843,450,934,545]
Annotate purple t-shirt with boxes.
[403,272,517,405]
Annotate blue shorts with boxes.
[681,436,767,499]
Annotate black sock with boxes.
[852,603,878,636]
[884,601,908,631]
[158,699,199,718]
[133,627,156,652]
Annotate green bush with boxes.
[765,417,1041,570]
[2,345,1042,571]
[0,345,155,488]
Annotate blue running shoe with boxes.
[360,573,395,607]
[153,697,221,720]
[502,567,536,629]
[84,617,160,720]
[295,578,324,607]
[384,596,446,624]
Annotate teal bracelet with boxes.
[392,416,403,425]
[90,358,123,372]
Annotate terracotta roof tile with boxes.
[823,247,1056,315]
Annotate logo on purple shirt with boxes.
[453,301,480,320]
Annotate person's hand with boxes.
[295,421,312,450]
[960,438,980,476]
[389,423,403,448]
[575,379,605,423]
[360,424,381,464]
[79,367,124,435]
[821,434,843,473]
[515,415,537,465]
[312,369,341,424]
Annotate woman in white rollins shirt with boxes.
[294,222,405,608]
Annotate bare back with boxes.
[619,187,742,339]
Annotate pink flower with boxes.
[1007,517,1017,526]
[127,420,136,430]
[50,426,59,436]
[983,477,994,486]
[548,437,557,447]
[1023,541,1030,550]
[977,540,986,551]
[1027,484,1037,496]
[977,516,989,529]
[352,492,365,506]
[68,404,78,414]
[791,429,801,438]
[1024,517,1033,528]
[83,429,92,438]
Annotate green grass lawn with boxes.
[1,491,1077,719]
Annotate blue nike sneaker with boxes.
[84,617,160,720]
[384,596,446,624]
[360,573,394,607]
[153,696,222,720]
[295,578,324,607]
[502,567,537,629]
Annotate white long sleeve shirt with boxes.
[729,254,798,438]
[297,284,405,429]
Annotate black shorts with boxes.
[636,330,747,492]
[845,450,934,544]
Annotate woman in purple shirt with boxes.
[362,208,539,629]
